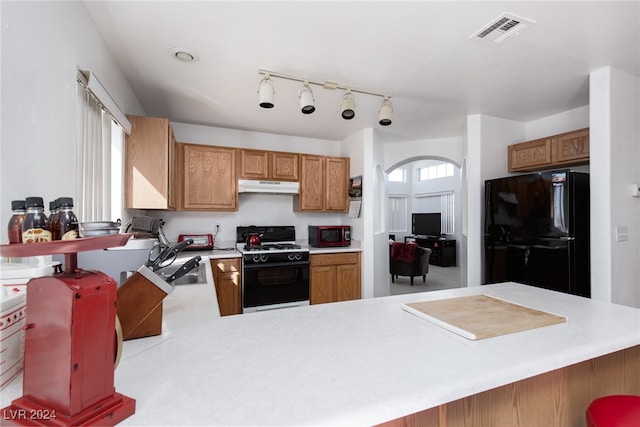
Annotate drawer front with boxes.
[310,252,360,267]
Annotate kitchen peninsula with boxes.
[103,282,640,425]
[2,282,639,426]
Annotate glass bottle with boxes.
[7,200,26,244]
[49,199,60,240]
[57,197,79,240]
[21,196,51,243]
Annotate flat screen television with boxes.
[412,213,442,237]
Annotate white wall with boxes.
[463,115,526,286]
[525,106,590,140]
[370,131,390,298]
[341,127,389,298]
[590,67,640,307]
[341,129,385,298]
[0,1,145,243]
[384,137,462,171]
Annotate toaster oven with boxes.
[178,234,214,250]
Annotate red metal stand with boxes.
[0,235,136,426]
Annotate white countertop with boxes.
[175,244,363,259]
[307,241,362,254]
[3,283,639,426]
[108,283,640,425]
[175,247,241,261]
[119,281,221,360]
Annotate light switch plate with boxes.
[615,226,629,242]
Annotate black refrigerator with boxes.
[484,170,590,297]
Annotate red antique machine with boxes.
[1,235,135,426]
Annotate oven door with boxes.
[242,260,309,312]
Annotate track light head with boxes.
[258,75,275,108]
[341,91,356,120]
[299,83,315,114]
[378,97,393,126]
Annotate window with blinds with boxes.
[388,195,409,232]
[77,76,126,222]
[413,191,455,235]
[440,192,455,234]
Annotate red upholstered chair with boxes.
[389,242,432,286]
[586,395,640,427]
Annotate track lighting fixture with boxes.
[299,82,315,114]
[341,90,356,120]
[258,74,275,108]
[257,69,392,125]
[378,97,393,126]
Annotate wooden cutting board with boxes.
[402,295,566,340]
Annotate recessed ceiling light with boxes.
[169,47,199,63]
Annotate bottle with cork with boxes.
[21,196,51,243]
[7,200,26,244]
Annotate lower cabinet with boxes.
[211,258,242,316]
[310,252,361,305]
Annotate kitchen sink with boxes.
[158,262,207,286]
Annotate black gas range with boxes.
[236,226,310,312]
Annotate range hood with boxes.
[237,179,300,194]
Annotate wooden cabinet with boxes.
[508,137,552,172]
[310,252,361,305]
[325,157,350,211]
[298,155,350,212]
[554,128,590,165]
[211,257,241,316]
[508,128,589,172]
[238,149,299,181]
[178,143,237,211]
[125,115,176,209]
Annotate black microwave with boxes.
[308,225,351,247]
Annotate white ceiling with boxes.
[84,1,640,142]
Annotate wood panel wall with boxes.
[379,345,640,427]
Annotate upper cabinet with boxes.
[237,149,299,181]
[177,143,237,211]
[553,128,590,165]
[298,155,350,212]
[124,116,348,213]
[508,128,589,172]
[125,115,176,209]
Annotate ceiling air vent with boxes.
[470,12,536,44]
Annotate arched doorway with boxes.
[386,157,463,295]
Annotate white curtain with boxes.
[76,82,109,222]
[441,192,455,234]
[388,195,408,232]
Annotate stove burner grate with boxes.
[243,243,302,251]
